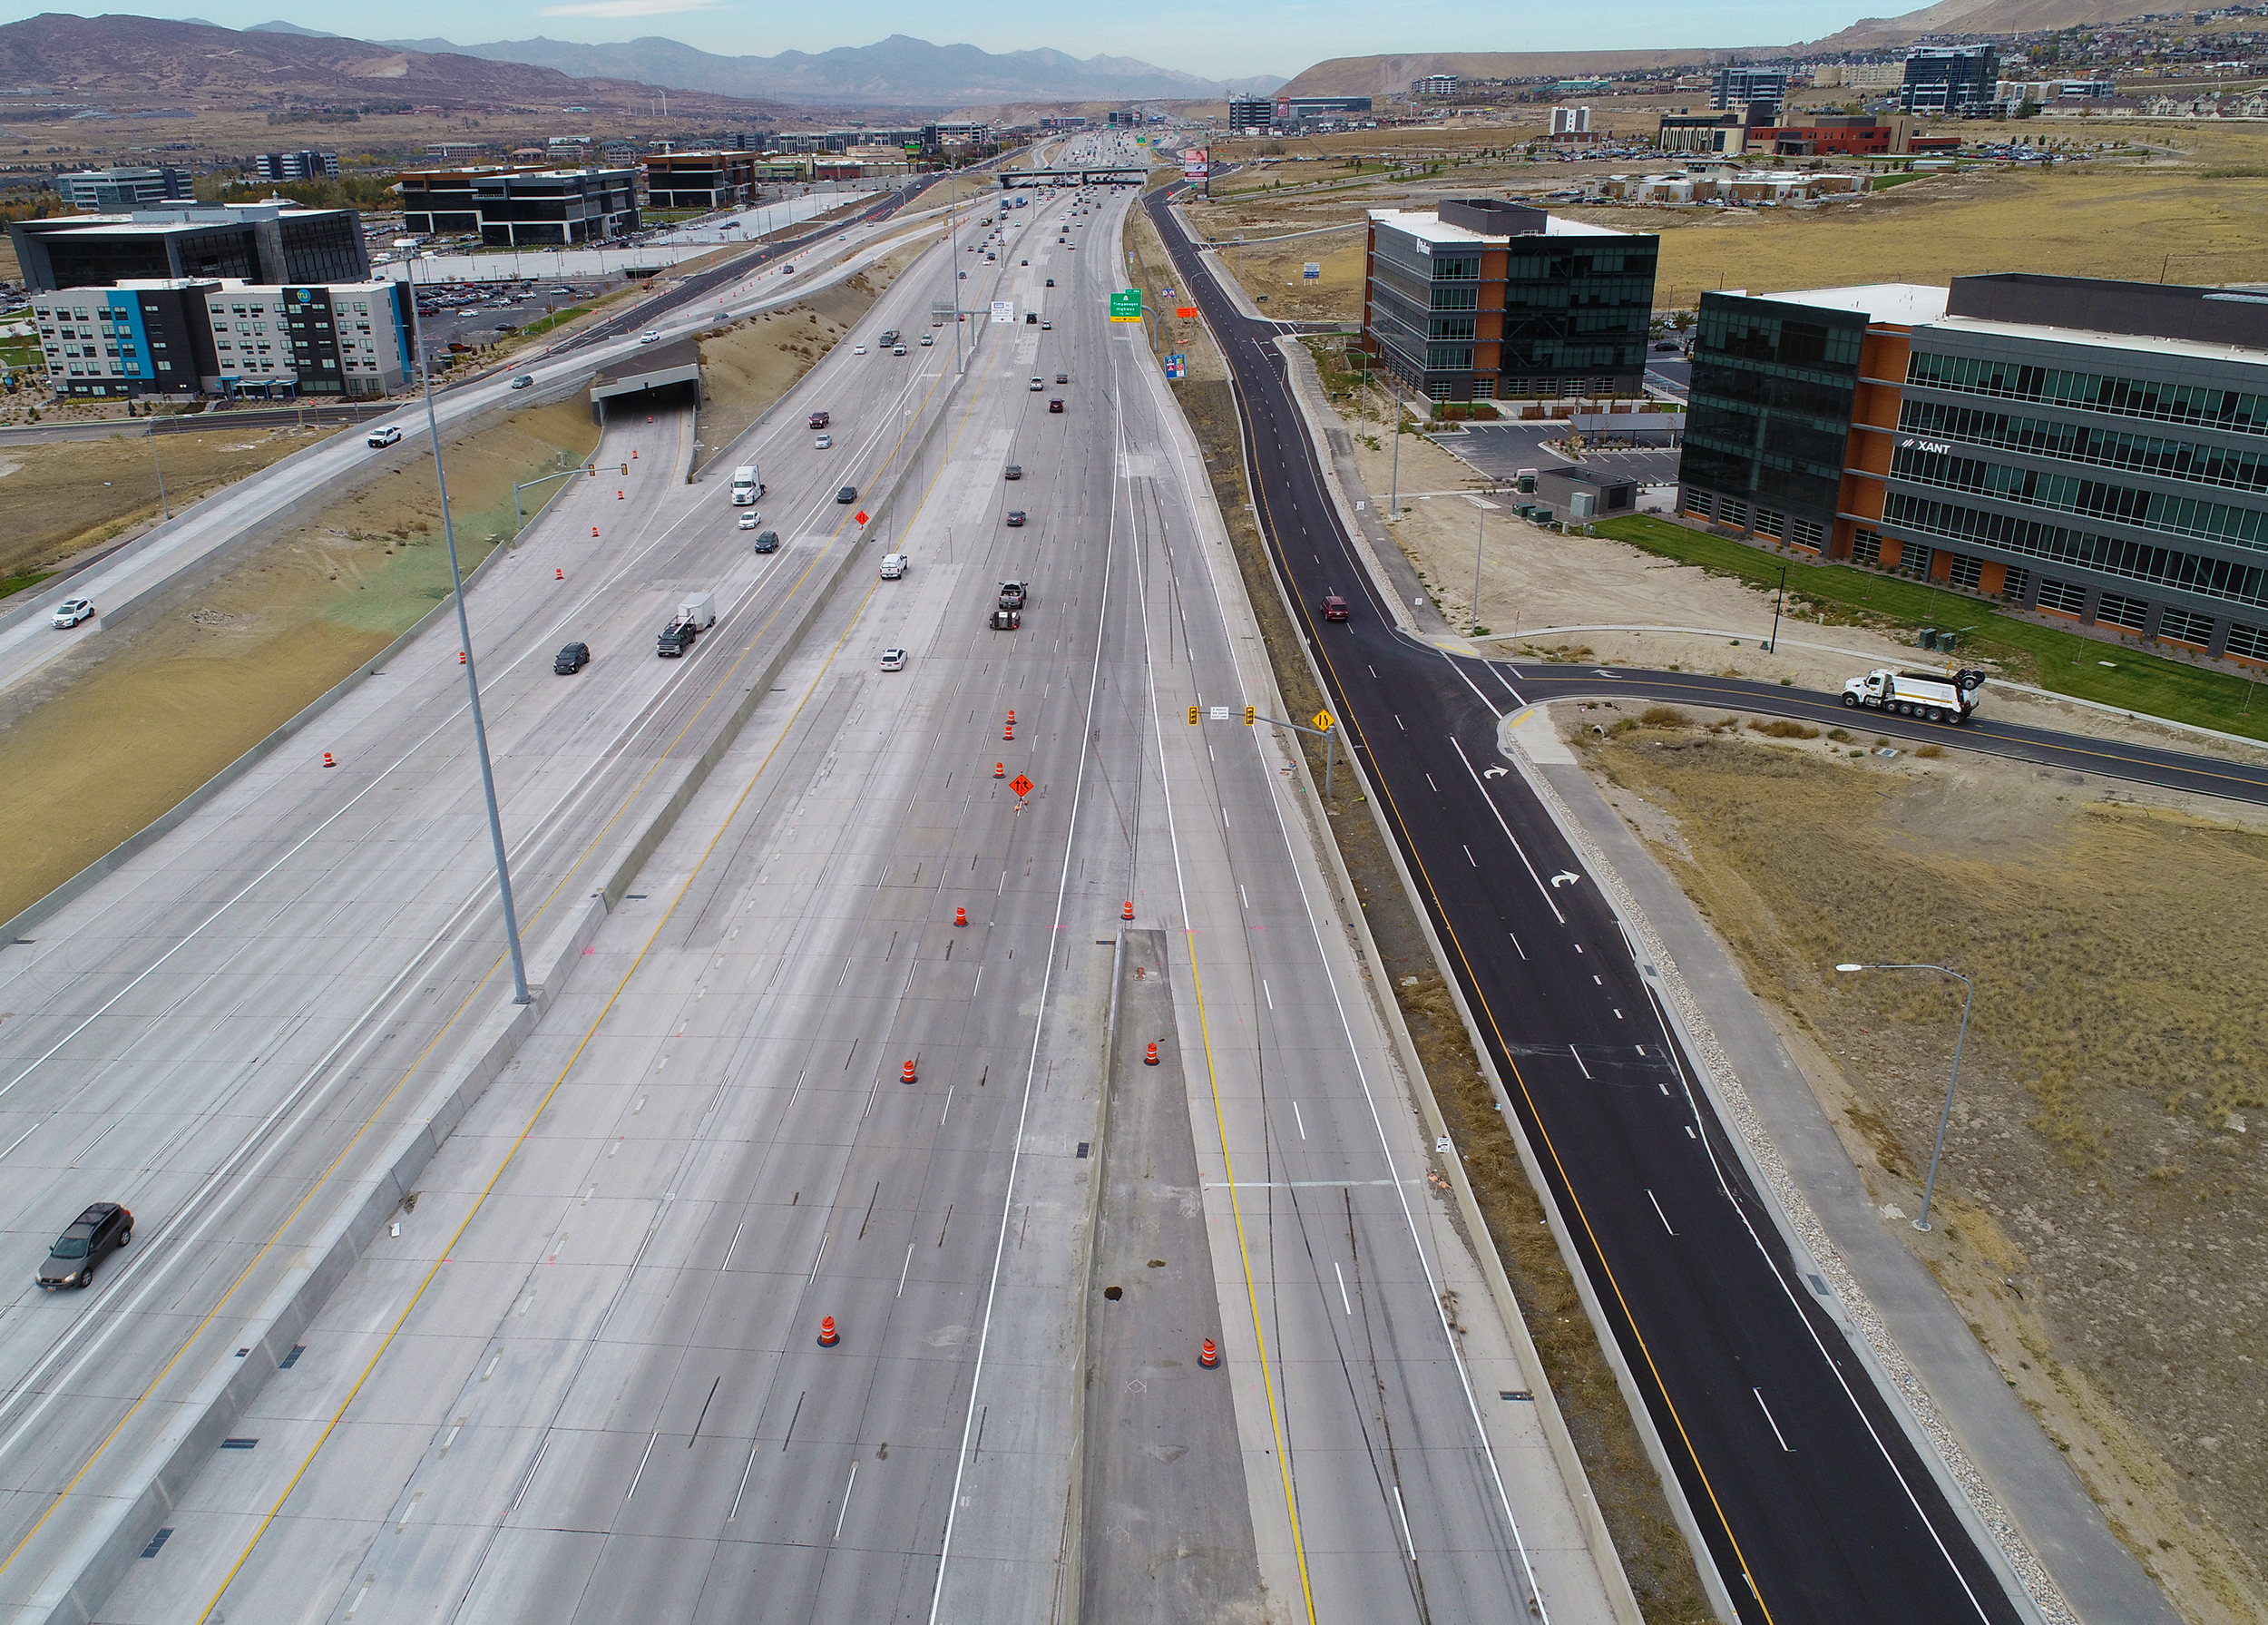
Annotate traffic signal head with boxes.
[1244,705,1256,726]
[1188,705,1199,726]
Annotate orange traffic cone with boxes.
[1121,900,1134,921]
[1006,710,1015,725]
[817,1316,839,1347]
[459,651,466,664]
[555,567,563,580]
[592,526,600,537]
[1199,1338,1220,1368]
[1004,722,1013,740]
[994,762,1005,778]
[902,1059,916,1083]
[954,907,967,926]
[631,449,638,459]
[1145,1042,1158,1065]
[322,751,336,768]
[647,414,653,423]
[617,489,624,500]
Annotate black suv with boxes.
[552,641,590,674]
[39,1202,131,1289]
[752,530,780,553]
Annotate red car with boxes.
[1322,594,1348,622]
[1049,398,1064,414]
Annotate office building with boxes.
[643,150,758,210]
[7,202,369,295]
[1361,198,1657,403]
[1677,274,2268,664]
[255,151,340,183]
[1282,95,1372,118]
[1658,113,1750,155]
[923,120,990,149]
[30,276,414,399]
[1413,73,1460,97]
[1767,114,1919,156]
[1711,67,1790,117]
[1901,45,2000,114]
[1549,106,1592,137]
[397,166,637,244]
[55,167,191,211]
[1227,97,1275,134]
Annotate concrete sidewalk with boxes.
[1501,706,2181,1625]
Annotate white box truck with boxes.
[679,592,716,631]
[1842,667,1985,723]
[730,465,764,505]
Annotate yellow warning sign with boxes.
[1312,710,1334,731]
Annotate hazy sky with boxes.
[0,0,1860,80]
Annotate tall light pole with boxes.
[419,330,532,1004]
[1471,510,1484,635]
[1833,962,1973,1232]
[947,166,964,375]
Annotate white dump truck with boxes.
[1842,666,1986,724]
[730,464,764,505]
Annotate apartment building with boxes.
[31,277,414,399]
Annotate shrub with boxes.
[1748,718,1820,739]
[1639,706,1693,729]
[1915,743,1945,758]
[1827,727,1853,741]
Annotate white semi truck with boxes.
[1842,666,1986,724]
[730,464,764,505]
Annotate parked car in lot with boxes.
[367,425,402,447]
[37,1202,130,1289]
[50,598,93,629]
[552,641,591,674]
[880,647,907,671]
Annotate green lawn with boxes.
[1592,514,2268,741]
[513,306,591,339]
[0,570,54,604]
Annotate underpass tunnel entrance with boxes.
[590,334,705,426]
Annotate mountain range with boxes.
[250,25,1286,107]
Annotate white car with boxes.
[854,344,867,355]
[738,512,760,530]
[50,598,93,629]
[920,333,934,346]
[879,648,906,671]
[815,432,833,448]
[367,426,402,448]
[639,330,661,344]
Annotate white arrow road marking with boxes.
[1482,765,1509,778]
[1549,871,1580,888]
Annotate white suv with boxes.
[51,598,93,629]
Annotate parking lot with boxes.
[410,279,611,363]
[1441,422,1684,489]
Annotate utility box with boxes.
[1533,465,1637,525]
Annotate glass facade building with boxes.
[1677,290,1869,550]
[1362,200,1656,402]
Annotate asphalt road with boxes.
[1149,181,2035,1625]
[18,138,1621,1625]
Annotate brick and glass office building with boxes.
[255,150,341,182]
[642,150,759,210]
[1901,45,1999,114]
[55,167,192,210]
[31,277,413,399]
[1677,274,2268,665]
[7,202,368,292]
[1361,199,1657,402]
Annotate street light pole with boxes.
[1833,962,1974,1231]
[421,355,532,1004]
[1471,511,1484,636]
[152,432,170,520]
[1769,561,1787,652]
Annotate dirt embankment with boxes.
[691,240,924,477]
[0,398,599,924]
[1576,719,2268,1624]
[0,426,314,590]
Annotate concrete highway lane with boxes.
[1148,181,2037,1625]
[0,217,1002,1621]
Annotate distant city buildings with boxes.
[55,167,191,211]
[30,277,414,400]
[254,151,340,183]
[1361,198,1657,404]
[1227,97,1274,134]
[1678,274,2268,665]
[1413,73,1460,97]
[1712,66,1789,118]
[642,150,760,210]
[396,166,639,245]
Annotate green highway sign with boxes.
[1110,288,1143,323]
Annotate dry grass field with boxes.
[0,398,599,923]
[1181,119,2268,321]
[1583,723,2268,1624]
[0,427,314,591]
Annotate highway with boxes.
[2,134,1622,1625]
[0,179,979,691]
[1148,181,2041,1625]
